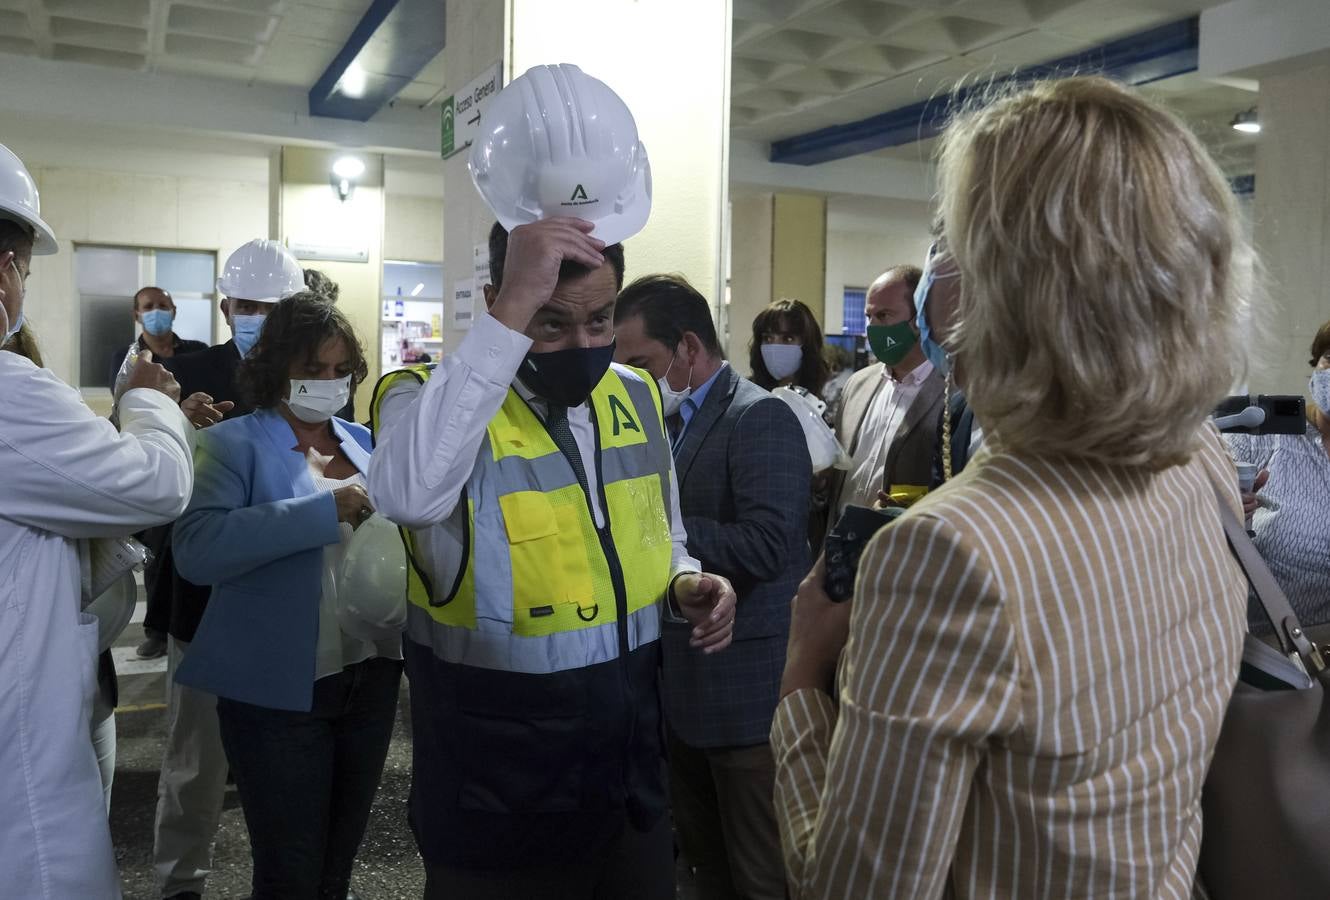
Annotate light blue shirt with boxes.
[675,362,728,450]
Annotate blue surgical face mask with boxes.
[140,308,174,336]
[914,243,958,374]
[232,313,267,357]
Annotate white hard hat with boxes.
[337,514,408,642]
[772,386,851,474]
[217,238,305,302]
[469,63,652,245]
[0,143,58,255]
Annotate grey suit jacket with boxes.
[663,365,812,748]
[826,361,946,518]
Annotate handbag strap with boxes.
[1213,486,1327,674]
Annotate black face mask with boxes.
[519,341,617,407]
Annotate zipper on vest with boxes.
[591,435,638,804]
[531,393,640,799]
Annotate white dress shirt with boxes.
[837,359,934,515]
[368,312,700,601]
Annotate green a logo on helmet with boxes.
[570,184,589,202]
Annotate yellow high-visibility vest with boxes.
[370,362,674,674]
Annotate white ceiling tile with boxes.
[166,4,279,42]
[0,38,38,56]
[48,16,148,54]
[165,32,262,65]
[46,0,150,26]
[51,43,146,69]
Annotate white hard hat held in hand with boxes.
[469,63,652,245]
[218,238,305,302]
[0,143,58,255]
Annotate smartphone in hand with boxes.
[822,505,903,602]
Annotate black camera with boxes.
[822,505,904,603]
[1214,394,1305,435]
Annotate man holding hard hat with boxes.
[369,64,736,898]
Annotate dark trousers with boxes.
[668,729,787,900]
[216,657,402,900]
[139,524,173,636]
[423,811,674,900]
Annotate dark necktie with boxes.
[544,404,590,495]
[666,412,684,447]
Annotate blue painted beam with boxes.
[769,16,1200,166]
[309,0,447,122]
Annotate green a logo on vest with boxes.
[608,395,640,436]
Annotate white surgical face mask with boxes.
[658,351,693,417]
[3,259,26,343]
[286,374,352,424]
[761,342,803,381]
[1311,369,1330,416]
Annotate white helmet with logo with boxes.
[469,63,652,245]
[217,238,305,302]
[0,143,58,255]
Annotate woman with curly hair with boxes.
[172,292,401,900]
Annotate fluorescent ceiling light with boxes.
[410,283,425,297]
[1231,108,1260,134]
[338,61,367,99]
[333,156,366,179]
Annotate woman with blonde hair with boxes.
[773,76,1252,898]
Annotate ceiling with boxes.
[0,0,446,106]
[0,0,1259,174]
[731,0,1260,171]
[870,70,1260,174]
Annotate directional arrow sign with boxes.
[440,60,502,159]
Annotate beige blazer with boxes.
[773,425,1248,899]
[827,361,946,517]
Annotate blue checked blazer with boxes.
[663,365,812,748]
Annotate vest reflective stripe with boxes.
[404,601,661,675]
[369,362,672,675]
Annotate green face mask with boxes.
[867,321,918,366]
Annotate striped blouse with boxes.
[772,426,1248,899]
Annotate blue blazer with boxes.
[173,408,373,711]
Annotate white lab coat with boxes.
[0,352,194,899]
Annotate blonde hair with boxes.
[937,76,1254,469]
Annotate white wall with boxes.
[384,194,444,264]
[823,196,933,333]
[26,166,269,395]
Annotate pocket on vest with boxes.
[500,490,596,629]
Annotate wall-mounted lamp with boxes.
[331,155,366,202]
[1231,108,1260,134]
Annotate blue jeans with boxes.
[216,657,402,900]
